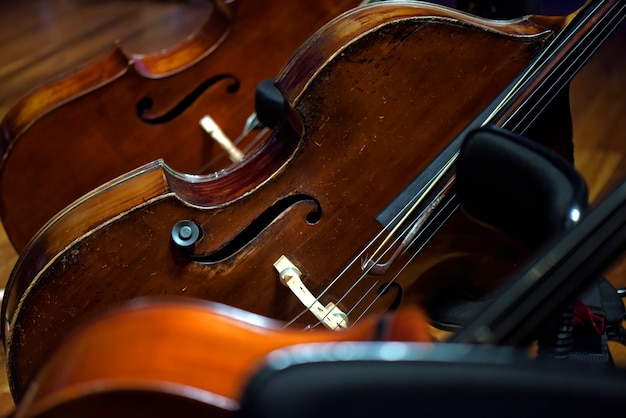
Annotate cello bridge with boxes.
[273,255,348,330]
[200,115,244,163]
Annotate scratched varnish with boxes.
[0,0,625,414]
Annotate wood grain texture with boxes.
[0,0,624,413]
[3,3,560,400]
[0,0,234,412]
[0,0,362,251]
[10,299,431,417]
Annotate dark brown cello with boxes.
[0,0,363,252]
[9,299,431,418]
[3,0,624,402]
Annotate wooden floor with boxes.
[0,0,625,414]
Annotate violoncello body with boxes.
[0,0,362,251]
[10,298,431,417]
[2,1,571,399]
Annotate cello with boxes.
[9,298,431,417]
[0,0,363,251]
[3,0,625,401]
[14,164,626,417]
[14,169,626,417]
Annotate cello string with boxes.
[289,0,617,329]
[284,189,429,327]
[287,176,459,329]
[492,0,618,134]
[302,195,459,331]
[284,173,448,327]
[323,197,459,330]
[507,2,626,134]
[322,1,623,329]
[320,153,458,299]
[348,201,459,328]
[336,0,613,308]
[285,48,533,329]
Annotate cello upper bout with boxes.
[277,1,559,107]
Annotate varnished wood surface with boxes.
[0,0,364,252]
[10,300,431,417]
[4,3,559,398]
[0,0,625,413]
[0,1,221,412]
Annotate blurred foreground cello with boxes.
[8,299,430,417]
[3,0,625,401]
[0,0,363,251]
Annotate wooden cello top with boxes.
[3,1,561,401]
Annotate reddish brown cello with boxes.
[0,0,363,251]
[10,299,431,417]
[3,0,624,402]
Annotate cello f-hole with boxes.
[174,194,322,264]
[377,282,403,311]
[136,73,240,124]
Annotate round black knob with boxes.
[171,220,201,248]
